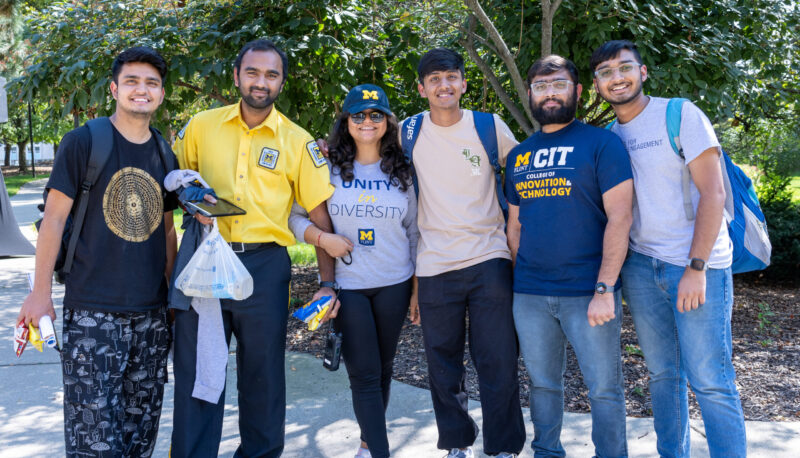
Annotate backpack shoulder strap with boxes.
[605,119,617,130]
[150,126,176,173]
[665,97,695,220]
[62,117,113,274]
[472,111,507,214]
[666,97,688,158]
[401,113,424,199]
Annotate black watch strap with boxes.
[319,280,339,290]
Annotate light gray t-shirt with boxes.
[325,161,419,289]
[611,96,732,268]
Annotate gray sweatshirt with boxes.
[290,160,418,290]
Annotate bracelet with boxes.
[316,231,323,247]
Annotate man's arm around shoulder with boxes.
[18,189,73,326]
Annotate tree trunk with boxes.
[540,0,563,57]
[17,140,27,172]
[73,112,80,129]
[3,141,10,167]
[53,142,59,158]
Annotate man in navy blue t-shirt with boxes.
[505,55,633,457]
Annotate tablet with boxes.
[185,198,247,217]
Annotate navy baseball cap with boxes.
[342,84,393,116]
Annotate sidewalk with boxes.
[1,180,798,457]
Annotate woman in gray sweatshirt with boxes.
[292,84,419,458]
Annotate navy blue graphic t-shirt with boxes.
[47,124,178,312]
[504,120,632,296]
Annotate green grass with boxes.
[4,173,50,197]
[288,243,317,265]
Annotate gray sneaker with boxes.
[445,448,474,458]
[495,454,517,458]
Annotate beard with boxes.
[240,85,279,110]
[530,88,578,126]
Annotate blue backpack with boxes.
[611,98,771,274]
[400,111,507,218]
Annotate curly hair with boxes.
[327,112,413,192]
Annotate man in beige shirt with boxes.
[402,48,525,458]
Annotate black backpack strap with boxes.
[150,126,176,199]
[62,117,113,274]
[150,126,175,175]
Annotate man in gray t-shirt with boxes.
[590,40,745,458]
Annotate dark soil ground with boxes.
[288,265,799,422]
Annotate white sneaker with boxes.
[495,454,517,458]
[355,447,372,458]
[445,448,473,458]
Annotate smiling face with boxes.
[347,109,387,148]
[528,69,582,127]
[234,49,285,111]
[417,69,467,111]
[593,49,647,106]
[110,62,165,118]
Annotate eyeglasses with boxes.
[530,80,573,95]
[594,63,641,81]
[350,111,386,124]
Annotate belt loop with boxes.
[229,242,245,253]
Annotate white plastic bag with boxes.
[175,221,254,300]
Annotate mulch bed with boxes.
[288,265,799,422]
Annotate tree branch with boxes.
[174,80,232,105]
[463,0,533,123]
[460,35,533,135]
[434,11,499,56]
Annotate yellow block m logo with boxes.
[362,90,379,100]
[359,230,373,241]
[515,152,531,167]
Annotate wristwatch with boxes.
[688,258,708,271]
[319,280,339,290]
[595,282,615,294]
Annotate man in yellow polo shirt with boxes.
[170,39,336,458]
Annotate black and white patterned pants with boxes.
[61,306,169,458]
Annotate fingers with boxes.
[203,194,217,204]
[316,138,329,157]
[194,213,213,225]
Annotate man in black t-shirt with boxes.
[18,47,178,457]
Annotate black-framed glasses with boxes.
[350,111,386,124]
[530,79,573,95]
[594,63,641,81]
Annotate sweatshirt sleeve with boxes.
[402,184,420,269]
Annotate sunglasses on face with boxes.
[350,111,386,124]
[594,63,641,81]
[529,79,573,95]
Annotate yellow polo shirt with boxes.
[174,102,334,246]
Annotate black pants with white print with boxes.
[61,306,169,458]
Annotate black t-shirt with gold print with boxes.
[47,124,178,312]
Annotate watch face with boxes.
[690,258,706,271]
[595,283,607,294]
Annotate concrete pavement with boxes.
[1,179,798,457]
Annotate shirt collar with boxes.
[223,101,280,134]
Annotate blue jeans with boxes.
[513,292,627,458]
[621,250,745,458]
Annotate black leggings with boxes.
[335,278,412,458]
